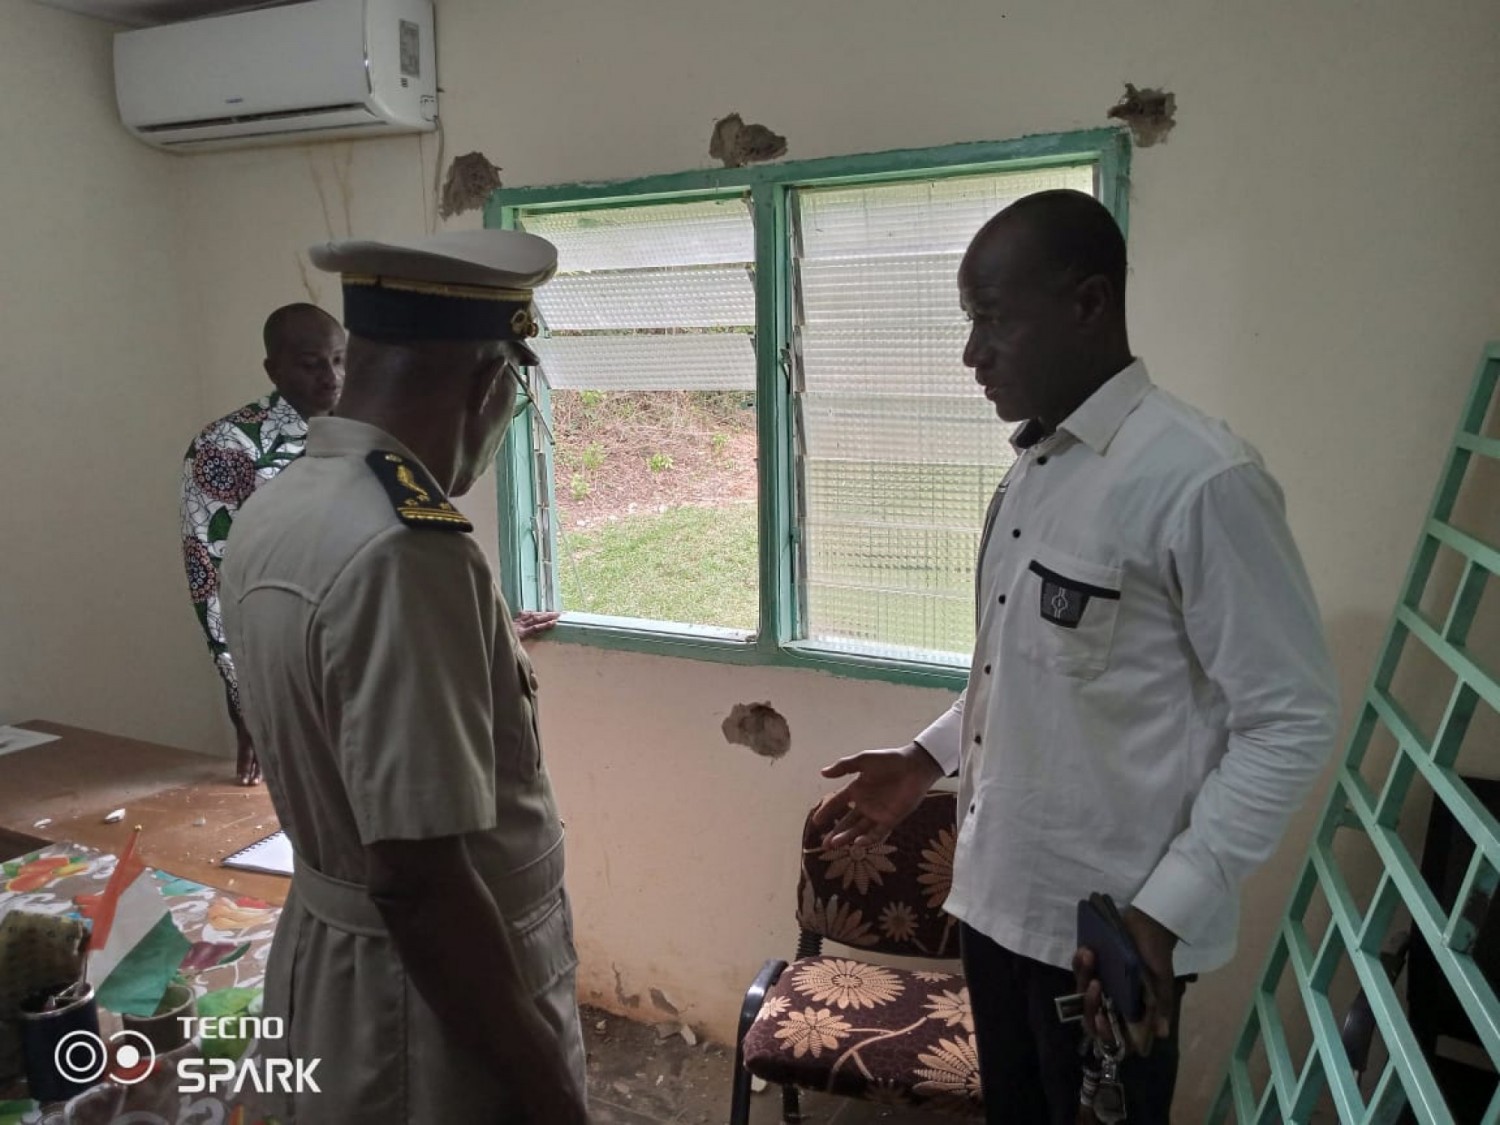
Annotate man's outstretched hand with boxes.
[812,742,944,848]
[515,610,561,642]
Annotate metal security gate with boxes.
[1211,344,1500,1124]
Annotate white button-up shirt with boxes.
[917,359,1339,975]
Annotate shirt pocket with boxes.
[1015,544,1123,679]
[493,643,543,781]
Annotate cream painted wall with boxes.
[0,4,223,750]
[12,0,1498,1118]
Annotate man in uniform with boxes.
[221,230,587,1123]
[181,303,346,785]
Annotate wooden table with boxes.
[0,721,288,905]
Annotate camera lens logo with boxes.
[54,1029,157,1086]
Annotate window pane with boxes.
[539,267,755,330]
[798,167,1095,258]
[792,165,1096,662]
[533,334,755,392]
[518,197,758,634]
[521,199,754,270]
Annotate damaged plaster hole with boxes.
[440,151,503,219]
[709,113,787,169]
[721,702,791,760]
[1108,83,1176,148]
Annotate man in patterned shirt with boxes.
[183,305,561,785]
[181,304,347,785]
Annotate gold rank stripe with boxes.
[399,510,472,524]
[342,274,533,303]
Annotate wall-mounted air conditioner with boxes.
[114,0,436,152]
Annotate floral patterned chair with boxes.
[731,791,982,1121]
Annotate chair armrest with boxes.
[1340,992,1378,1075]
[1341,930,1412,1075]
[730,958,791,1125]
[738,957,789,1045]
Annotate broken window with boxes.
[518,198,759,633]
[497,131,1125,681]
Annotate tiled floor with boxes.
[582,1006,963,1124]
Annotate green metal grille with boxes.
[1212,343,1500,1124]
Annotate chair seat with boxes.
[741,956,983,1114]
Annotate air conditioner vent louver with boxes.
[138,103,372,134]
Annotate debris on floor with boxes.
[582,1004,963,1123]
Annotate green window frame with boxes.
[488,127,1131,690]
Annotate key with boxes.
[1078,1041,1101,1108]
[1093,1004,1129,1123]
[1093,1074,1128,1123]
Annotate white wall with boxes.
[0,4,221,749]
[7,0,1499,1118]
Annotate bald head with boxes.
[963,189,1126,309]
[263,303,339,354]
[262,303,346,420]
[959,190,1133,428]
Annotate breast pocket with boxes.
[1016,545,1123,679]
[493,645,543,780]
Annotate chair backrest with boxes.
[795,791,960,959]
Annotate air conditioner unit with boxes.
[114,0,436,151]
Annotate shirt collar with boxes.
[265,391,301,420]
[305,416,427,468]
[1009,358,1152,456]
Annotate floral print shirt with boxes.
[181,392,307,718]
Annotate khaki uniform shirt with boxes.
[221,416,584,1123]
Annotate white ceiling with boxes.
[32,0,294,28]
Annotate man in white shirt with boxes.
[815,190,1339,1124]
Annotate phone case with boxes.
[1077,894,1146,1023]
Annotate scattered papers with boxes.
[0,725,61,758]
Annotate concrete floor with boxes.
[582,1006,964,1125]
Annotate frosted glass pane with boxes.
[794,166,1098,659]
[800,254,964,326]
[801,326,969,389]
[536,266,754,330]
[520,198,753,271]
[802,459,1010,528]
[535,333,755,391]
[801,392,1009,465]
[799,165,1094,259]
[802,635,970,667]
[801,581,973,665]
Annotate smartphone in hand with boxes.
[1077,892,1146,1024]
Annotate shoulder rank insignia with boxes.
[366,451,473,532]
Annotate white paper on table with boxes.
[86,870,170,989]
[0,725,62,758]
[221,829,294,876]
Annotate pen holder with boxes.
[18,981,103,1104]
[121,981,197,1055]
